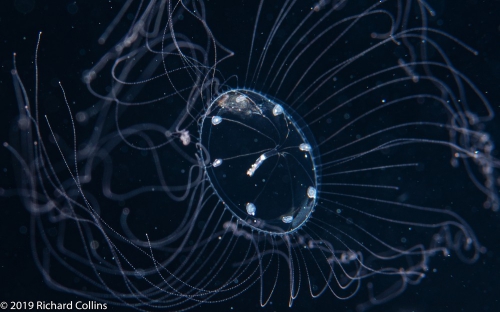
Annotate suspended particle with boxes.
[180,130,190,146]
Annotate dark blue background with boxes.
[1,1,499,311]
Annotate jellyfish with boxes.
[3,0,499,311]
